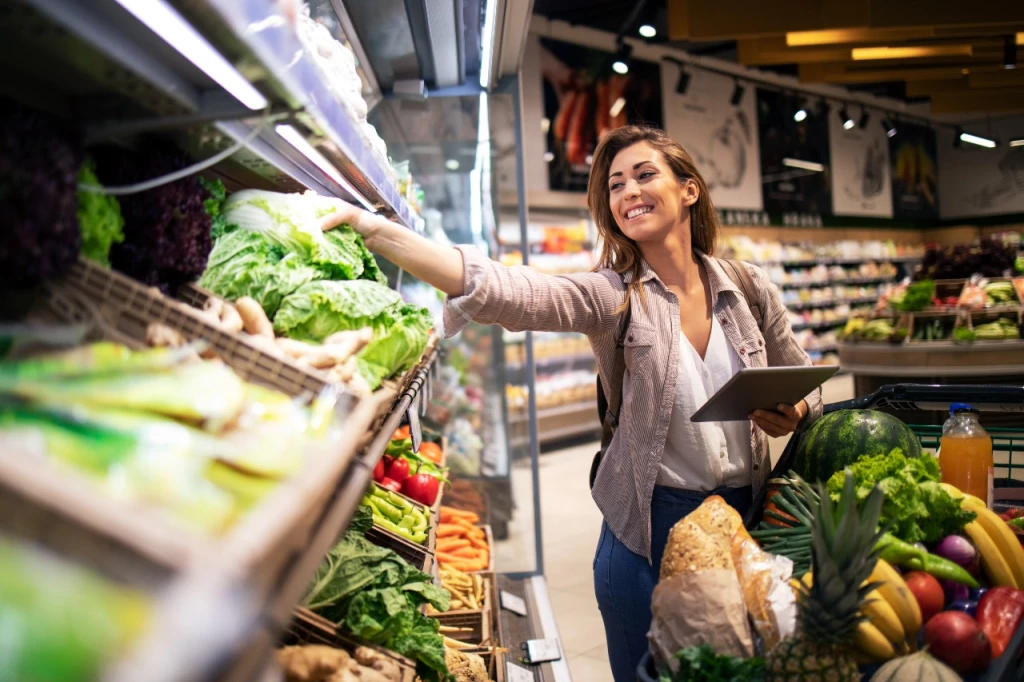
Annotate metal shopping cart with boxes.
[638,383,1024,682]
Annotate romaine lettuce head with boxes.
[273,280,404,342]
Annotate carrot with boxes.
[468,535,488,551]
[437,524,465,538]
[445,560,487,572]
[440,506,479,521]
[452,547,480,559]
[437,538,470,552]
[436,551,464,564]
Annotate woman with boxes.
[323,125,822,681]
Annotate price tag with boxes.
[526,638,562,663]
[500,590,528,616]
[406,400,422,453]
[505,662,534,682]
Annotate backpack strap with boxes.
[601,303,632,445]
[717,258,764,333]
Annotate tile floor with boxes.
[536,374,855,681]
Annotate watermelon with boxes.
[791,409,921,483]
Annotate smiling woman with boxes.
[319,124,823,682]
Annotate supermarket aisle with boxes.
[538,373,855,681]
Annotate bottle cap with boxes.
[949,402,972,414]
[952,406,980,416]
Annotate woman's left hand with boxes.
[750,401,808,438]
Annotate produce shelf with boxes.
[787,296,878,310]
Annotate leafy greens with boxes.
[77,160,124,266]
[658,645,765,682]
[825,448,975,544]
[303,527,450,681]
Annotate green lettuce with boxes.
[826,448,975,543]
[356,305,434,389]
[77,160,124,266]
[272,280,404,342]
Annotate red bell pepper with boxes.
[977,586,1024,659]
[401,473,440,507]
[372,457,386,482]
[378,477,402,493]
[385,457,410,482]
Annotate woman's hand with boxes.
[316,199,385,244]
[750,400,808,438]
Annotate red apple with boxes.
[904,570,945,623]
[924,611,992,675]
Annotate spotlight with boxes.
[794,108,808,122]
[612,42,632,75]
[676,68,691,95]
[639,24,656,38]
[859,108,870,129]
[882,118,897,138]
[730,80,745,106]
[445,159,460,171]
[1005,35,1018,69]
[839,107,854,130]
[1010,138,1024,147]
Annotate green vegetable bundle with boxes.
[984,281,1017,305]
[658,645,764,682]
[894,279,935,312]
[362,486,428,544]
[972,318,1020,341]
[303,513,450,681]
[824,448,975,544]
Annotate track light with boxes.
[960,131,997,148]
[783,158,825,172]
[612,42,632,75]
[1010,138,1024,147]
[858,108,870,129]
[639,24,656,38]
[794,108,808,122]
[882,118,897,138]
[839,107,854,130]
[676,68,691,95]
[730,80,745,106]
[1005,35,1018,69]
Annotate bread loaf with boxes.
[659,495,743,579]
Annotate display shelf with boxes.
[9,0,420,228]
[752,256,920,268]
[509,400,596,424]
[780,276,895,290]
[788,296,878,310]
[505,352,596,373]
[793,319,847,332]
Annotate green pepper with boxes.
[877,534,979,587]
[387,491,412,511]
[374,516,413,540]
[368,496,403,524]
[875,533,927,566]
[398,515,415,530]
[1008,517,1024,530]
[410,509,427,532]
[409,530,427,544]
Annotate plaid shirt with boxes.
[443,246,823,561]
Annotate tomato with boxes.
[924,611,991,675]
[372,457,385,482]
[393,426,411,441]
[905,571,945,624]
[418,441,443,464]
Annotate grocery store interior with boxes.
[3,1,1024,681]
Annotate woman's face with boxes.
[607,141,698,245]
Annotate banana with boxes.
[961,498,1024,588]
[862,590,905,644]
[939,482,963,498]
[853,620,898,661]
[870,560,922,639]
[963,520,1018,588]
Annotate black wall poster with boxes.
[757,89,832,215]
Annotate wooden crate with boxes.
[284,608,417,682]
[365,523,435,575]
[433,574,493,647]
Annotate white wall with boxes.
[938,115,1024,220]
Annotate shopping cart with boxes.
[637,383,1024,682]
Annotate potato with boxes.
[219,302,244,334]
[235,297,274,338]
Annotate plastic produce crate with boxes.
[740,383,1024,682]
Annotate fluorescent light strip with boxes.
[1009,139,1024,147]
[275,124,375,210]
[960,132,996,148]
[479,0,499,89]
[609,96,626,118]
[852,45,972,61]
[114,0,268,110]
[782,158,825,172]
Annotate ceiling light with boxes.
[478,0,499,88]
[859,108,870,129]
[1010,138,1024,147]
[275,124,374,210]
[794,108,808,122]
[960,131,997,148]
[962,68,971,75]
[839,107,854,130]
[730,81,745,106]
[675,68,691,95]
[114,0,268,110]
[541,117,550,133]
[543,151,555,162]
[1004,35,1018,69]
[609,96,626,118]
[638,24,656,38]
[882,118,897,138]
[782,158,825,172]
[612,42,632,75]
[852,45,973,61]
[1018,33,1024,45]
[445,159,460,171]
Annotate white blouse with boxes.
[657,317,754,491]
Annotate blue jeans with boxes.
[592,485,753,682]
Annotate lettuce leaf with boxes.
[272,280,404,342]
[826,448,975,543]
[355,305,433,389]
[77,160,124,266]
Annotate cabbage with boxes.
[356,305,434,389]
[273,280,404,342]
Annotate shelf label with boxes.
[407,399,422,453]
[506,662,534,682]
[526,638,563,663]
[500,590,528,616]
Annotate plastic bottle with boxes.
[939,407,994,508]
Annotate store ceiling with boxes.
[534,0,1024,115]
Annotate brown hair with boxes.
[587,125,720,310]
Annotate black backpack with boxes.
[588,259,765,489]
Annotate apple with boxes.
[905,570,945,623]
[924,611,992,675]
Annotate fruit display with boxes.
[652,402,1024,682]
[371,433,447,506]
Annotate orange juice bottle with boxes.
[939,407,993,507]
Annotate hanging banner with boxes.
[539,37,663,193]
[757,89,832,215]
[661,64,763,210]
[889,121,939,221]
[939,120,1024,219]
[829,110,893,218]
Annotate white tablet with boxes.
[690,365,839,422]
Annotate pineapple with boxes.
[765,473,885,682]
